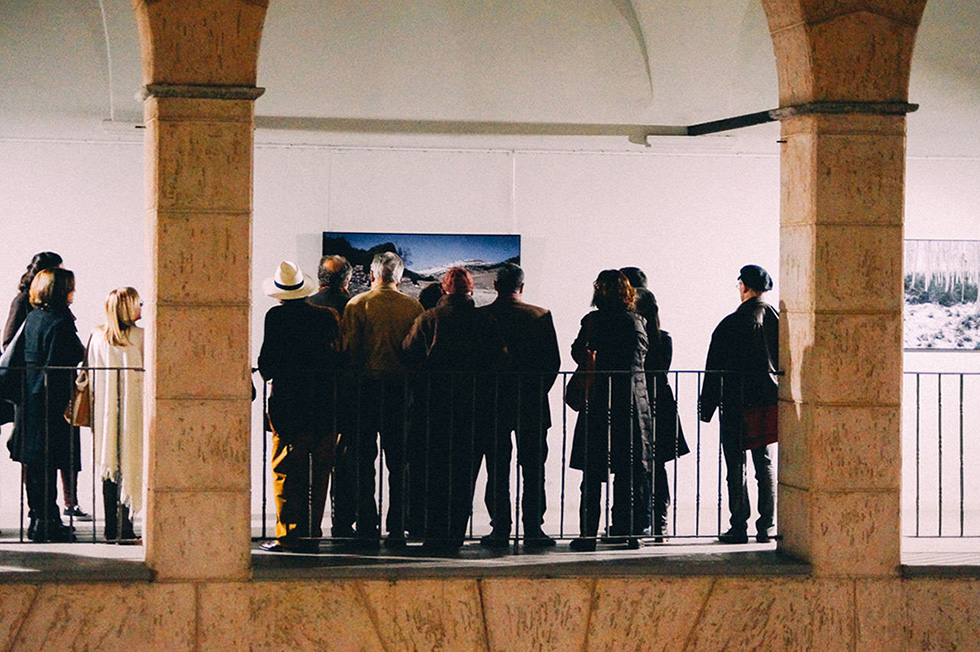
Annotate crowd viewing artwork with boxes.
[322,232,521,307]
[904,239,980,350]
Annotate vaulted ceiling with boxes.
[0,0,976,155]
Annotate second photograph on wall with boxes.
[322,232,521,306]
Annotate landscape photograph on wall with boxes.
[904,239,980,350]
[322,232,521,306]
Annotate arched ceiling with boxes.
[0,0,976,155]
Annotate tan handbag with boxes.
[65,335,93,428]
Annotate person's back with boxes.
[343,284,421,374]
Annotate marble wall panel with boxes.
[10,583,195,650]
[783,311,902,406]
[0,585,40,648]
[588,577,713,650]
[153,211,252,305]
[199,582,253,650]
[481,578,591,650]
[148,398,251,492]
[777,483,812,562]
[807,404,901,491]
[812,225,903,313]
[779,223,815,313]
[145,489,251,580]
[807,489,900,577]
[361,579,486,650]
[246,581,383,651]
[134,1,267,86]
[146,97,255,124]
[777,399,807,489]
[152,305,251,399]
[686,577,850,649]
[903,578,980,650]
[811,133,906,227]
[854,578,905,651]
[152,119,253,213]
[807,12,917,102]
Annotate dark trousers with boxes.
[333,377,410,538]
[25,462,61,530]
[103,478,135,540]
[579,458,649,538]
[271,429,334,541]
[721,412,775,535]
[646,461,671,534]
[482,424,548,535]
[420,425,479,546]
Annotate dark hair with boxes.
[317,255,352,289]
[418,282,445,310]
[634,287,662,341]
[29,268,75,309]
[495,263,525,295]
[18,251,62,292]
[442,267,474,295]
[619,266,647,290]
[591,269,635,312]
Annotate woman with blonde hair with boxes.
[87,286,144,542]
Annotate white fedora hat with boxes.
[262,261,317,300]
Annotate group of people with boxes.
[258,251,780,554]
[1,252,144,543]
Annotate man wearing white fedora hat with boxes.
[258,261,343,553]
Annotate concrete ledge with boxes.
[0,545,152,584]
[251,543,811,581]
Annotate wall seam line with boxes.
[353,580,389,652]
[477,578,491,651]
[682,576,716,650]
[5,583,41,652]
[581,577,598,652]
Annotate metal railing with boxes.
[904,371,980,538]
[249,368,779,548]
[0,365,143,543]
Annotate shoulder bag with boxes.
[65,335,94,428]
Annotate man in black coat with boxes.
[477,264,561,548]
[306,254,356,539]
[699,264,779,544]
[258,261,343,553]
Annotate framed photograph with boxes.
[905,239,980,350]
[322,232,521,306]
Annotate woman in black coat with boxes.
[3,251,62,349]
[12,268,84,542]
[620,267,690,541]
[569,269,654,551]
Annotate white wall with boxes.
[2,132,978,530]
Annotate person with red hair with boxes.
[403,266,505,553]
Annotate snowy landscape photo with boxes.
[322,232,521,306]
[905,239,980,350]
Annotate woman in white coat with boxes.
[87,287,143,542]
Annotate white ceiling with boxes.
[0,0,976,155]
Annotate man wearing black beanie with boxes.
[699,265,779,544]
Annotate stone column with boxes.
[761,0,926,578]
[777,106,910,577]
[142,86,262,580]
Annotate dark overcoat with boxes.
[477,295,560,433]
[645,330,690,462]
[11,305,84,468]
[569,309,654,476]
[258,299,343,441]
[699,296,779,424]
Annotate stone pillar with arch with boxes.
[761,0,927,577]
[133,0,269,581]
